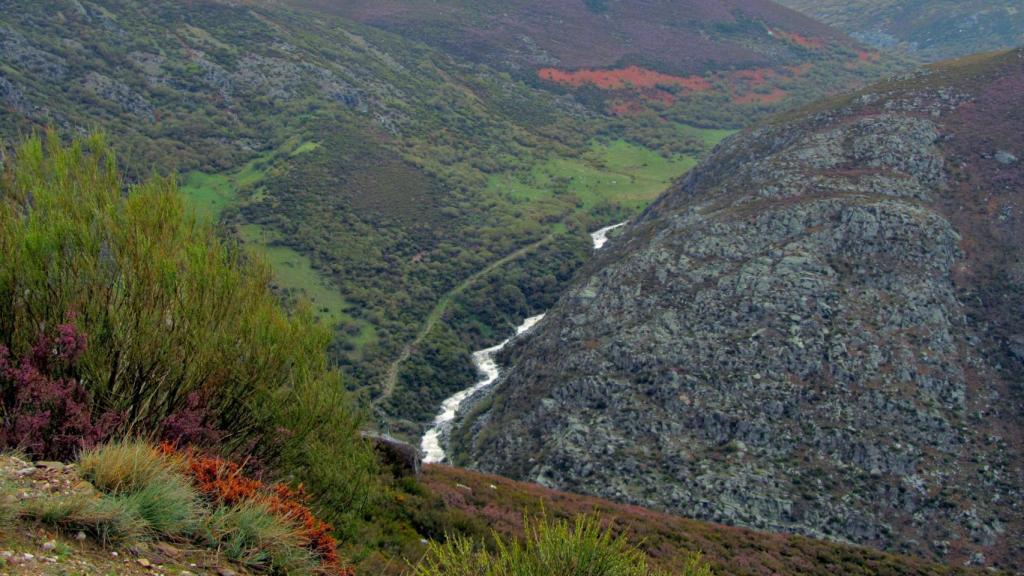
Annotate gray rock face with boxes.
[0,26,66,81]
[453,59,1024,570]
[82,72,154,121]
[995,150,1018,165]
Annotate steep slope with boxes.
[776,0,1024,61]
[452,49,1024,571]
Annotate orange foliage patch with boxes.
[733,88,788,105]
[159,444,352,576]
[774,30,825,49]
[539,65,712,92]
[858,50,881,63]
[788,63,813,76]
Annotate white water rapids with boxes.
[420,222,627,464]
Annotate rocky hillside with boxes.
[451,49,1024,572]
[777,0,1024,61]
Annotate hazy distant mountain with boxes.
[777,0,1024,61]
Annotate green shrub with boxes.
[202,500,319,575]
[415,513,712,576]
[0,133,377,529]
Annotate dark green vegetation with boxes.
[0,135,377,536]
[777,0,1024,61]
[0,0,899,438]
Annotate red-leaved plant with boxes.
[159,443,353,576]
[0,321,121,461]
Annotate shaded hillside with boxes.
[777,0,1024,61]
[452,49,1024,571]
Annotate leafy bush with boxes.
[0,133,377,529]
[415,513,712,576]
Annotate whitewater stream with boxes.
[420,222,627,464]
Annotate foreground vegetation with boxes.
[0,134,377,535]
[416,515,709,576]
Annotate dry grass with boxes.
[78,441,186,496]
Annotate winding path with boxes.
[376,235,555,406]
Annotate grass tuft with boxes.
[201,500,319,575]
[118,472,202,537]
[415,512,712,576]
[19,494,148,544]
[79,440,185,495]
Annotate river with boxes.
[420,222,627,464]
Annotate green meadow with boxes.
[487,134,729,214]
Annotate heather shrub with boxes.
[0,133,377,529]
[0,322,120,460]
[415,513,711,576]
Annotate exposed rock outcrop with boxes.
[454,49,1024,571]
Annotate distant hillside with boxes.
[777,0,1024,61]
[288,0,853,74]
[453,49,1024,572]
[288,0,895,124]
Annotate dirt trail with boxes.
[375,235,554,407]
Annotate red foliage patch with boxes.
[539,65,712,92]
[0,322,121,461]
[161,445,353,576]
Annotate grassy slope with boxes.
[488,138,727,214]
[352,464,991,576]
